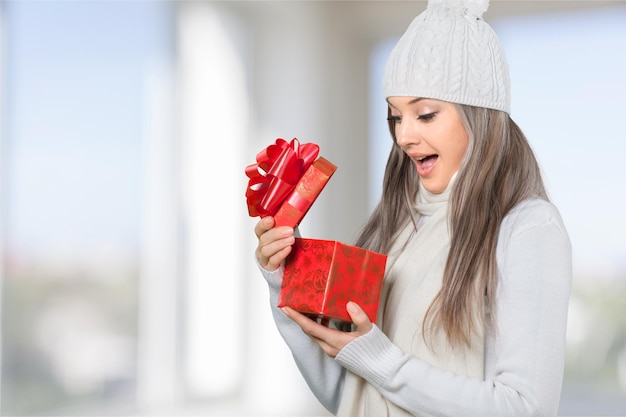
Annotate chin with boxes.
[420,180,447,195]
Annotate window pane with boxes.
[1,1,172,414]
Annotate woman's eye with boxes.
[417,112,436,121]
[387,115,402,124]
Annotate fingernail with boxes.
[347,302,358,313]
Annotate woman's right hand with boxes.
[254,216,295,271]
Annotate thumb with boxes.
[346,301,373,334]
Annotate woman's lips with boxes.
[416,155,438,177]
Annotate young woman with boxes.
[254,1,572,416]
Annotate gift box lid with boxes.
[245,138,336,228]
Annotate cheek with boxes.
[451,130,469,168]
[453,140,469,167]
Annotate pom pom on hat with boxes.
[428,0,490,19]
[464,0,490,19]
[383,0,510,113]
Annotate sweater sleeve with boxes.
[335,200,572,417]
[257,260,346,414]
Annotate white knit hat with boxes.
[383,0,511,114]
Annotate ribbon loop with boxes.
[245,138,320,218]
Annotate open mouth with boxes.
[417,154,438,167]
[416,154,438,176]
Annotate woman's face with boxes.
[388,97,469,194]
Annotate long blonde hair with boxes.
[355,104,547,348]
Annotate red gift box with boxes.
[279,238,387,325]
[245,138,336,228]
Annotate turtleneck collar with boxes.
[415,172,457,216]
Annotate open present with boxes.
[279,238,387,327]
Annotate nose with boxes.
[394,119,420,149]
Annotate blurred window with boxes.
[0,1,174,414]
[491,7,626,415]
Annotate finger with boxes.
[283,308,336,339]
[285,308,365,358]
[312,337,341,358]
[262,245,292,271]
[255,220,295,270]
[282,307,316,332]
[258,226,294,249]
[282,308,352,358]
[346,301,373,334]
[254,216,275,238]
[257,230,294,265]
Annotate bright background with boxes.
[0,1,624,416]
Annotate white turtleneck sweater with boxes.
[258,190,571,417]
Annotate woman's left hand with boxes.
[282,301,373,358]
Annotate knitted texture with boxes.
[383,0,511,113]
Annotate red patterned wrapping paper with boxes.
[273,157,336,228]
[279,238,387,324]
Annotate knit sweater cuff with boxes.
[335,325,405,389]
[256,258,284,292]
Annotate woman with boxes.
[254,0,572,416]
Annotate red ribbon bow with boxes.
[245,138,320,218]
